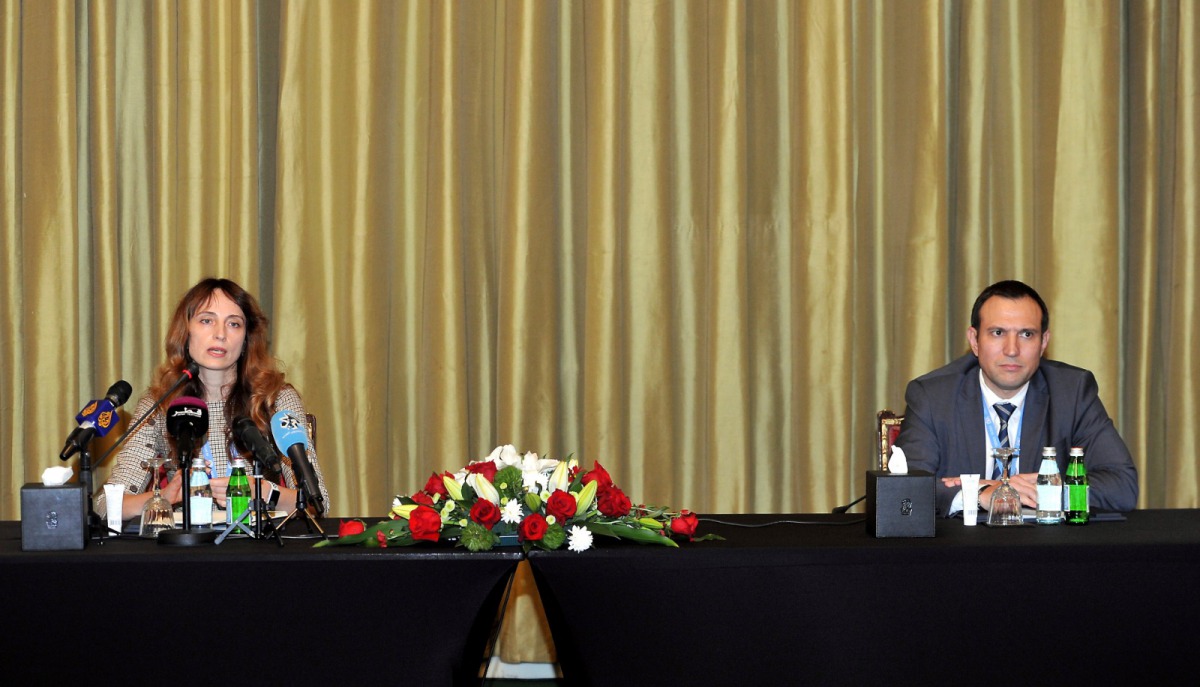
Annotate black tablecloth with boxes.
[528,510,1200,685]
[0,520,522,684]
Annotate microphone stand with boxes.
[214,456,260,545]
[93,366,197,469]
[272,482,327,546]
[157,438,217,547]
[79,446,107,541]
[85,365,198,543]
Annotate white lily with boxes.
[468,473,501,504]
[547,460,571,493]
[574,480,598,516]
[488,444,522,468]
[441,474,464,501]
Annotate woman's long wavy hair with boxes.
[149,278,287,436]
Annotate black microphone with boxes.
[60,380,134,460]
[166,396,209,454]
[270,409,324,514]
[94,363,200,467]
[233,417,282,472]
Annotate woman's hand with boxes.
[161,470,186,506]
[210,476,230,508]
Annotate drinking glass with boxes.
[987,447,1024,526]
[139,454,176,538]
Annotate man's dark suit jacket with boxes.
[896,353,1138,517]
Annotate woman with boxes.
[98,277,330,521]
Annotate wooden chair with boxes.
[877,409,904,471]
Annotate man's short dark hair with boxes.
[970,280,1050,332]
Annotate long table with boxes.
[528,509,1200,685]
[0,520,522,684]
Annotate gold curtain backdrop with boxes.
[2,0,1198,521]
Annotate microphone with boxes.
[233,417,282,472]
[166,396,209,455]
[270,409,324,514]
[94,363,200,467]
[60,380,134,460]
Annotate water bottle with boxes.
[226,458,251,526]
[1035,447,1063,525]
[1064,447,1089,525]
[188,457,213,528]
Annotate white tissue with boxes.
[41,466,74,486]
[888,445,908,474]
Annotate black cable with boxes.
[698,516,866,527]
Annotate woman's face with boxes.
[187,289,247,377]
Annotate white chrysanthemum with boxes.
[501,498,524,524]
[567,525,593,553]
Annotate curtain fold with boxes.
[3,0,1199,525]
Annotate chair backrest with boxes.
[877,409,904,471]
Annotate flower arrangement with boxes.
[317,444,716,552]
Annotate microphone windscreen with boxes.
[270,410,309,453]
[105,380,134,406]
[233,416,282,470]
[166,396,209,440]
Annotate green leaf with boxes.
[585,521,678,547]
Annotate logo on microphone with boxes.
[277,413,303,431]
[81,400,99,416]
[97,410,115,430]
[171,407,204,418]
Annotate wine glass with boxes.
[987,447,1024,526]
[139,454,175,538]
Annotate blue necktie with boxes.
[992,402,1016,479]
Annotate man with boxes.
[896,280,1138,517]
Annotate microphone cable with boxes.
[698,516,866,527]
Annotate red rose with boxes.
[411,492,434,507]
[519,513,548,541]
[582,462,614,488]
[408,505,442,542]
[670,509,699,541]
[465,461,498,482]
[546,490,576,523]
[423,472,448,497]
[338,519,366,537]
[470,499,501,529]
[597,484,632,517]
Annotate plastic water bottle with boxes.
[188,457,213,528]
[1035,447,1063,525]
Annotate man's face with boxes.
[967,295,1050,399]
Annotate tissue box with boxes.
[21,484,86,551]
[865,470,935,538]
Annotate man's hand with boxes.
[1007,473,1039,508]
